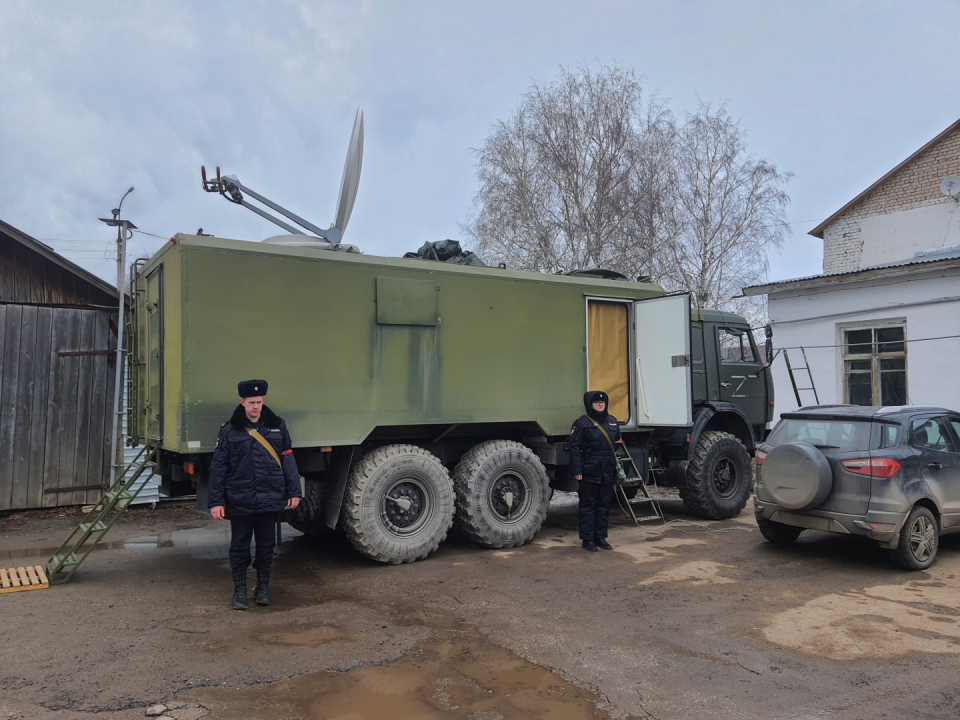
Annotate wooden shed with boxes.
[0,218,122,511]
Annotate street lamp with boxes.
[99,187,135,488]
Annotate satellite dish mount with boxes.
[201,107,364,246]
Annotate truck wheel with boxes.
[342,444,455,564]
[283,483,326,535]
[890,505,938,571]
[679,431,752,520]
[453,440,550,548]
[757,516,803,544]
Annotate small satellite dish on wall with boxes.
[941,176,960,200]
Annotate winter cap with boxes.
[238,379,268,398]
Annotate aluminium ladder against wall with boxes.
[781,347,820,407]
[614,446,661,524]
[45,445,159,584]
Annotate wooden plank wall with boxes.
[0,232,116,307]
[0,305,117,511]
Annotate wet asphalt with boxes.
[1,495,959,720]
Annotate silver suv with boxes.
[753,405,960,570]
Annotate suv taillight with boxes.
[841,459,902,478]
[755,450,767,466]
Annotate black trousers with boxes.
[229,512,277,574]
[578,480,615,541]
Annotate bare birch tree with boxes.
[655,102,791,326]
[463,65,675,280]
[464,67,791,322]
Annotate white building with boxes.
[744,119,960,421]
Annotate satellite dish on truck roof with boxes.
[200,107,365,249]
[334,107,364,237]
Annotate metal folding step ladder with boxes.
[782,347,820,407]
[614,448,662,524]
[46,446,159,584]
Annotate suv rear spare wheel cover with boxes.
[764,442,832,511]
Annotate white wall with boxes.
[858,202,960,268]
[766,267,960,422]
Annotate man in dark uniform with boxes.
[209,380,302,609]
[568,390,622,552]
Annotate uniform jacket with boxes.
[208,404,302,516]
[569,393,623,484]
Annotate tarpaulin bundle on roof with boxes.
[403,239,486,266]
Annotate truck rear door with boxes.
[144,265,163,443]
[634,295,692,427]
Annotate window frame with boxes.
[908,415,959,454]
[717,327,760,365]
[839,322,908,406]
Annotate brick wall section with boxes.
[822,125,960,273]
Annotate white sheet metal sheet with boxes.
[634,295,692,427]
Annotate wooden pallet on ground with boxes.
[0,566,49,594]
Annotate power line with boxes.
[779,333,960,351]
[131,228,172,241]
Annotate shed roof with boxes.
[809,117,960,239]
[0,218,119,302]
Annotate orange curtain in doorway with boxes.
[588,301,629,421]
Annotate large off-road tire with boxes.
[890,505,939,571]
[283,482,326,535]
[679,431,752,520]
[452,440,550,548]
[757,516,803,544]
[342,445,455,564]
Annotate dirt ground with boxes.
[2,492,959,720]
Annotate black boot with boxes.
[232,571,248,610]
[253,567,271,606]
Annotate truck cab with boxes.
[646,309,773,519]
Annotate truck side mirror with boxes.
[764,325,773,365]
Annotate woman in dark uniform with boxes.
[568,391,622,552]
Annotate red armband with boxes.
[282,449,293,455]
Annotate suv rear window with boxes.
[767,418,874,452]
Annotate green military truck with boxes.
[128,234,773,564]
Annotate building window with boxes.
[842,326,907,406]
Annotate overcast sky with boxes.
[2,1,958,288]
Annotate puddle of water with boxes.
[765,574,960,660]
[259,624,350,647]
[191,630,613,720]
[0,524,312,562]
[0,524,245,562]
[0,539,128,561]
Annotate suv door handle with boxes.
[928,462,943,470]
[720,382,732,388]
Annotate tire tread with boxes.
[342,444,455,564]
[453,440,549,549]
[680,430,752,520]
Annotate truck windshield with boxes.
[767,419,873,452]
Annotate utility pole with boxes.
[99,188,136,487]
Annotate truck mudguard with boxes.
[321,446,355,529]
[684,403,756,459]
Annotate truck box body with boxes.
[129,234,671,454]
